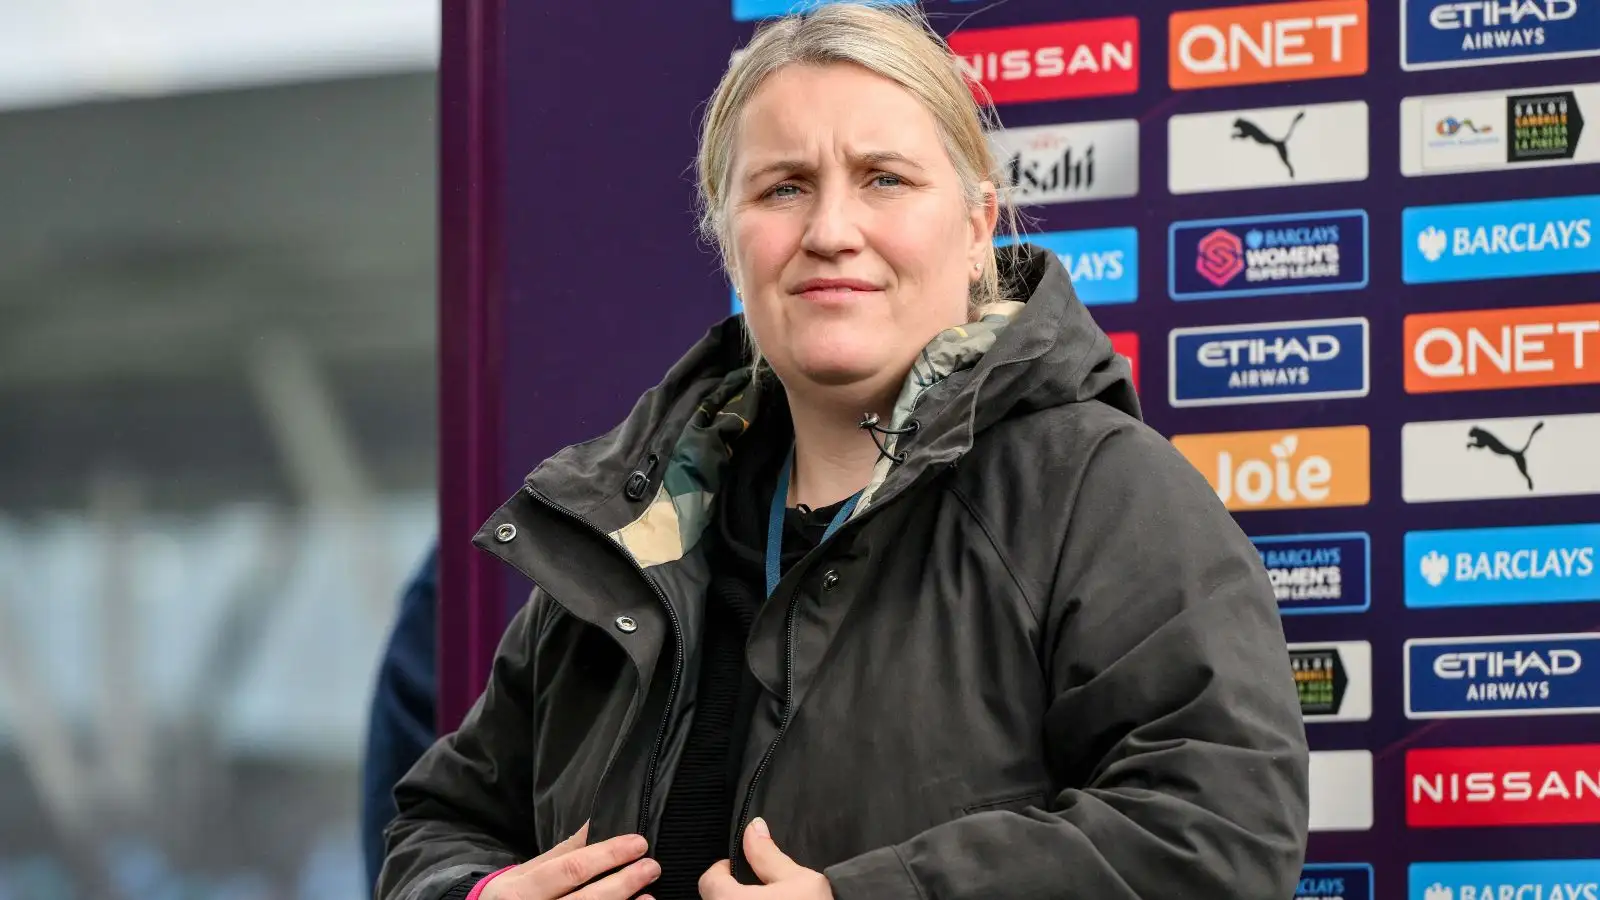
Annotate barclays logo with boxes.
[1254,532,1371,615]
[1406,522,1600,608]
[1411,858,1600,900]
[999,227,1138,306]
[1300,863,1374,900]
[1171,209,1368,300]
[1403,194,1600,283]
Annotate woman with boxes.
[378,5,1310,900]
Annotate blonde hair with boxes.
[695,1,1023,342]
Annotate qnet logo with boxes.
[1407,744,1600,827]
[948,17,1140,105]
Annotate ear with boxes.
[968,180,999,272]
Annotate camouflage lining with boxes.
[607,300,1025,568]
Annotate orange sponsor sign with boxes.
[1406,303,1600,394]
[1172,425,1369,511]
[1169,0,1367,90]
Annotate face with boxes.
[727,62,997,401]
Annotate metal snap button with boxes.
[615,616,638,634]
[494,523,517,543]
[821,570,840,592]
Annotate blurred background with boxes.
[0,1,439,897]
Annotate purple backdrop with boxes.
[439,1,1600,896]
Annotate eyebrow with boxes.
[742,150,926,185]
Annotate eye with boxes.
[871,172,904,188]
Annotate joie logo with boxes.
[1172,425,1370,512]
[948,18,1139,105]
[1406,633,1600,719]
[1404,522,1600,609]
[1290,640,1372,722]
[1402,0,1600,71]
[1253,532,1371,615]
[1169,317,1369,407]
[997,227,1137,306]
[1404,302,1600,393]
[1407,743,1600,827]
[1402,412,1600,502]
[1169,0,1367,89]
[987,120,1140,207]
[731,0,914,20]
[1170,209,1368,300]
[1403,194,1599,283]
[1300,864,1375,900]
[1169,101,1369,194]
[1409,859,1600,900]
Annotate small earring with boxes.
[973,262,981,272]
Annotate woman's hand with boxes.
[482,821,662,900]
[697,818,834,900]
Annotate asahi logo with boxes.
[989,119,1139,206]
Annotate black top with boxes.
[648,399,846,899]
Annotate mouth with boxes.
[791,278,884,301]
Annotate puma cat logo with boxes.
[1231,111,1306,178]
[1467,422,1544,491]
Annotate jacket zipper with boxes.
[521,484,686,842]
[729,572,805,872]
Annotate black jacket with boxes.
[378,245,1311,900]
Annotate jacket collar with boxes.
[507,243,1137,571]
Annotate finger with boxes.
[537,833,650,895]
[698,859,735,899]
[533,821,591,863]
[742,818,804,884]
[571,856,660,900]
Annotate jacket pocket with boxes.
[960,790,1047,817]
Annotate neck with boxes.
[783,386,894,510]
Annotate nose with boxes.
[799,181,864,258]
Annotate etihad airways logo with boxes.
[1170,0,1368,89]
[1408,744,1600,827]
[1169,317,1369,407]
[1172,425,1370,511]
[1406,633,1600,719]
[949,18,1139,105]
[1402,0,1600,71]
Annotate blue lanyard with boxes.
[765,445,861,598]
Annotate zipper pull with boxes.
[624,453,659,501]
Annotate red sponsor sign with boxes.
[948,18,1140,105]
[1109,331,1139,392]
[1407,744,1600,827]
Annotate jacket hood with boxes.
[516,242,1139,569]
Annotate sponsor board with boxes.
[1409,858,1600,900]
[1310,749,1374,831]
[731,0,913,20]
[1402,194,1599,284]
[1404,522,1600,609]
[1300,864,1375,900]
[1405,302,1600,394]
[1402,82,1595,176]
[996,227,1138,306]
[1169,0,1368,89]
[1169,317,1369,407]
[1401,0,1600,71]
[1406,632,1600,719]
[1290,640,1372,722]
[949,18,1140,105]
[1169,101,1369,194]
[1169,209,1369,300]
[1253,532,1372,615]
[1402,412,1600,502]
[988,120,1140,206]
[1172,425,1370,512]
[1407,743,1600,827]
[1109,331,1140,392]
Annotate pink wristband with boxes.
[466,865,516,900]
